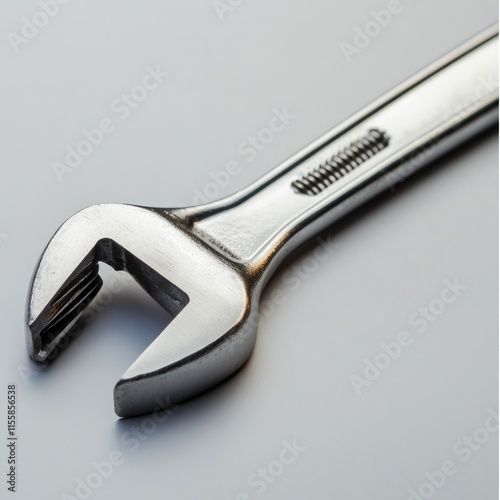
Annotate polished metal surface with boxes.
[26,25,498,417]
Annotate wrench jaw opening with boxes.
[24,203,182,363]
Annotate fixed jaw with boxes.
[26,203,255,417]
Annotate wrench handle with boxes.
[186,25,498,281]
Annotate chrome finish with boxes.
[26,25,498,417]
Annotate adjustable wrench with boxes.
[26,25,498,417]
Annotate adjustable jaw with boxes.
[26,204,255,417]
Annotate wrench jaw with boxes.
[26,202,258,416]
[112,263,256,418]
[26,258,103,362]
[113,306,257,418]
[25,205,110,362]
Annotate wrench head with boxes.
[26,204,256,417]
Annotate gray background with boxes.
[0,1,498,499]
